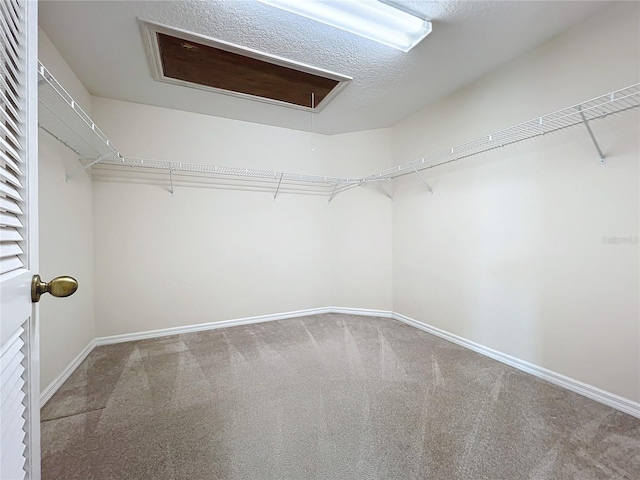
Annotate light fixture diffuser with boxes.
[256,0,432,52]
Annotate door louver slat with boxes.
[0,210,22,227]
[0,226,22,241]
[0,161,22,187]
[0,326,28,479]
[1,65,24,103]
[0,196,22,214]
[0,14,20,58]
[0,134,23,165]
[0,2,20,38]
[0,206,21,224]
[0,241,21,257]
[0,50,23,86]
[0,87,23,123]
[0,255,22,273]
[0,119,22,149]
[1,146,24,174]
[0,180,23,200]
[0,98,22,136]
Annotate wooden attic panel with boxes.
[157,33,339,108]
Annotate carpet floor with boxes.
[41,314,640,479]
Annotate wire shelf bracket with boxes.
[328,183,339,203]
[411,164,433,194]
[66,152,114,182]
[273,173,284,200]
[577,105,606,164]
[365,180,393,200]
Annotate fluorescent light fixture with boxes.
[256,0,432,52]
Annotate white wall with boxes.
[391,2,640,402]
[322,129,394,311]
[90,98,393,337]
[38,28,95,393]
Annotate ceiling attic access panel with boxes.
[140,20,352,111]
[157,33,338,108]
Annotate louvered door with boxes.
[0,1,39,479]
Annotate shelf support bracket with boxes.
[375,181,393,201]
[411,166,433,193]
[66,153,113,182]
[360,179,392,201]
[274,173,284,200]
[169,168,175,195]
[577,106,605,164]
[328,183,339,203]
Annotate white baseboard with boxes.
[328,306,393,318]
[393,312,640,419]
[43,307,640,419]
[95,307,334,346]
[94,307,394,347]
[40,339,95,408]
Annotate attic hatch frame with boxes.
[37,61,640,201]
[138,19,353,113]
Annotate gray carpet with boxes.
[41,314,640,479]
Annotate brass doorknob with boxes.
[31,275,78,303]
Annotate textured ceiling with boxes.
[39,0,609,135]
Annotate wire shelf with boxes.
[87,156,361,197]
[38,58,639,199]
[38,62,123,162]
[89,163,359,197]
[364,84,640,181]
[89,156,360,185]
